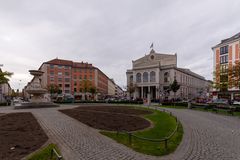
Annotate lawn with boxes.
[101,109,183,156]
[27,144,63,160]
[159,105,187,109]
[158,104,240,117]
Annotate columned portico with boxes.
[135,86,157,100]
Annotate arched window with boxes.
[143,72,149,82]
[150,71,156,82]
[136,73,141,83]
[164,72,169,82]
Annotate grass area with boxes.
[159,105,187,109]
[192,107,240,117]
[101,109,183,156]
[158,104,240,117]
[27,144,63,160]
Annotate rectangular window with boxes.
[58,72,62,76]
[58,84,62,87]
[50,64,54,69]
[50,71,54,76]
[220,45,229,55]
[65,78,70,82]
[58,78,62,82]
[58,65,62,69]
[65,72,70,76]
[220,55,228,64]
[79,75,82,79]
[65,84,70,88]
[64,90,70,93]
[50,77,54,81]
[74,75,77,79]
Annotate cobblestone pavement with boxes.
[1,105,240,160]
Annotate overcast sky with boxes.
[0,0,240,90]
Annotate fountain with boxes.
[15,70,59,109]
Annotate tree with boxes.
[89,86,97,100]
[228,63,234,89]
[82,80,91,92]
[47,84,60,94]
[169,79,180,102]
[127,83,137,99]
[81,80,92,100]
[233,61,240,88]
[0,71,13,84]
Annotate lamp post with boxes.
[0,64,3,102]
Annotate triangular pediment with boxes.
[132,51,177,69]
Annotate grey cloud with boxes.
[0,0,240,90]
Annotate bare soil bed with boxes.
[0,112,48,160]
[60,106,153,131]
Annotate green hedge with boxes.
[107,100,143,104]
[161,102,188,107]
[0,103,7,106]
[74,100,105,103]
[56,100,143,104]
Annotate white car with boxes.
[233,101,240,105]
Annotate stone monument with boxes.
[15,70,59,109]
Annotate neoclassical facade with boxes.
[126,49,210,101]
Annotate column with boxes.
[133,90,137,99]
[156,86,158,100]
[141,87,143,99]
[147,86,151,105]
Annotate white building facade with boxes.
[126,49,209,101]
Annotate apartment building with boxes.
[212,32,240,100]
[31,58,112,100]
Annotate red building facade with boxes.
[39,58,109,99]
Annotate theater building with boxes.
[126,49,209,101]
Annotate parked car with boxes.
[233,101,240,105]
[212,99,228,104]
[55,94,74,103]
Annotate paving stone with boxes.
[1,105,240,160]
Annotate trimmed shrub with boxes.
[0,103,7,106]
[161,102,188,107]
